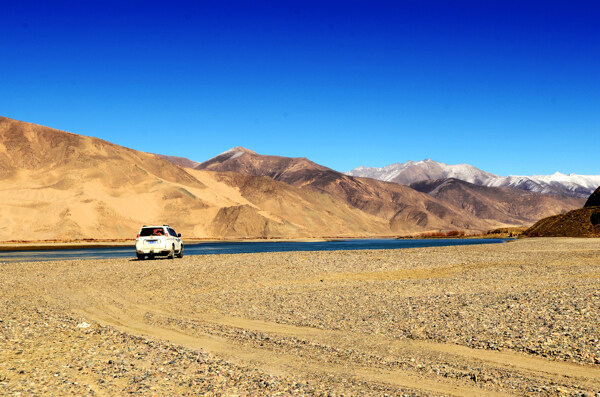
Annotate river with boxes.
[0,238,509,262]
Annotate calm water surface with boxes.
[0,238,508,263]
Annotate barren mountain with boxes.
[155,154,201,169]
[486,173,600,198]
[347,159,600,198]
[347,159,495,185]
[194,148,587,232]
[5,116,583,241]
[410,178,585,226]
[0,116,208,240]
[0,117,386,240]
[0,117,201,186]
[199,171,389,237]
[195,148,504,233]
[196,147,332,180]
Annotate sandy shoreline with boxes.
[1,238,599,395]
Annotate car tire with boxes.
[137,254,145,260]
[168,245,175,259]
[176,245,184,258]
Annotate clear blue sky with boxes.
[2,0,598,175]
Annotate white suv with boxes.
[135,225,183,260]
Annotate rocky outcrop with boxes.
[584,186,600,207]
[523,186,600,237]
[524,207,600,237]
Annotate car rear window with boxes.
[139,227,166,237]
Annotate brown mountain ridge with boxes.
[193,147,583,232]
[410,178,584,226]
[195,147,501,233]
[0,116,584,240]
[0,117,389,240]
[0,117,428,240]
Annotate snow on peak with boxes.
[346,159,599,198]
[219,147,256,160]
[346,159,495,185]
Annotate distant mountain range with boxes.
[189,147,583,233]
[409,178,584,227]
[0,116,590,240]
[346,159,600,198]
[193,148,497,234]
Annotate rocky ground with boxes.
[1,238,600,395]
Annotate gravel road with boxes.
[1,238,600,395]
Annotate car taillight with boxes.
[136,234,140,238]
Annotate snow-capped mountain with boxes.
[485,173,600,197]
[346,160,600,198]
[348,159,496,185]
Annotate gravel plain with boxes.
[1,238,600,395]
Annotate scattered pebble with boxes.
[1,238,599,395]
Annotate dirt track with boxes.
[1,238,600,395]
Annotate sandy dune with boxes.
[1,238,600,395]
